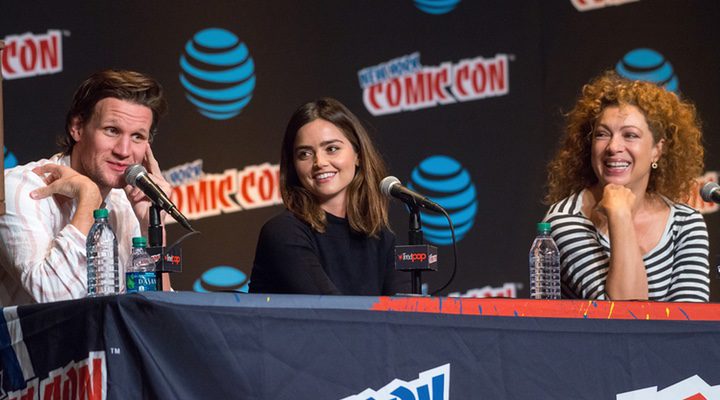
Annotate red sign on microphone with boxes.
[394,245,438,271]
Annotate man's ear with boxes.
[69,116,84,142]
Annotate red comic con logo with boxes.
[2,30,64,80]
[37,352,105,400]
[363,63,455,115]
[571,0,639,11]
[616,375,719,399]
[165,161,282,223]
[361,53,509,116]
[451,55,509,101]
[10,351,107,400]
[171,169,241,220]
[237,163,282,209]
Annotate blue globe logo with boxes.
[179,28,256,120]
[193,265,249,293]
[414,0,461,15]
[407,155,477,245]
[4,146,17,168]
[616,48,678,92]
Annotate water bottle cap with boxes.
[536,222,551,233]
[93,208,109,218]
[132,236,148,248]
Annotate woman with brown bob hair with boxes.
[249,98,409,295]
[543,71,709,302]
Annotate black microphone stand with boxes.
[408,203,423,295]
[148,204,164,291]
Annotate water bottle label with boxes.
[126,272,158,293]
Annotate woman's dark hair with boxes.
[280,97,389,236]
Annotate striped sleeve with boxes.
[664,205,710,302]
[0,167,88,304]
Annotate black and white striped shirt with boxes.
[544,190,710,302]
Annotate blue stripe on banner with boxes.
[0,307,28,392]
[5,308,35,382]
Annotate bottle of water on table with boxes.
[126,236,157,293]
[86,208,119,297]
[529,222,560,299]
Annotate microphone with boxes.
[700,181,720,203]
[380,176,445,213]
[124,164,194,231]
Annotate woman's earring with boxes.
[651,161,658,169]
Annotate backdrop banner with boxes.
[1,1,719,298]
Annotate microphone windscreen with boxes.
[124,164,147,186]
[380,176,400,197]
[700,181,720,202]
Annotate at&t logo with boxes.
[4,147,17,168]
[179,28,256,120]
[407,155,477,245]
[616,48,678,92]
[414,0,461,15]
[193,265,249,293]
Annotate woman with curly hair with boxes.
[249,98,409,295]
[543,71,709,302]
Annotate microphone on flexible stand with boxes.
[380,175,459,296]
[125,164,196,291]
[124,164,194,232]
[380,176,445,213]
[380,176,445,295]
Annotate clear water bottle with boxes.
[126,237,157,293]
[529,222,561,299]
[86,208,119,297]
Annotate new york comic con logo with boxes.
[342,364,450,400]
[571,0,639,11]
[162,159,282,222]
[358,52,510,116]
[1,30,64,80]
[617,375,720,399]
[0,307,106,400]
[1,353,106,400]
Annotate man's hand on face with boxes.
[124,144,173,226]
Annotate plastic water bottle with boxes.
[126,237,157,293]
[529,222,561,299]
[86,208,119,297]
